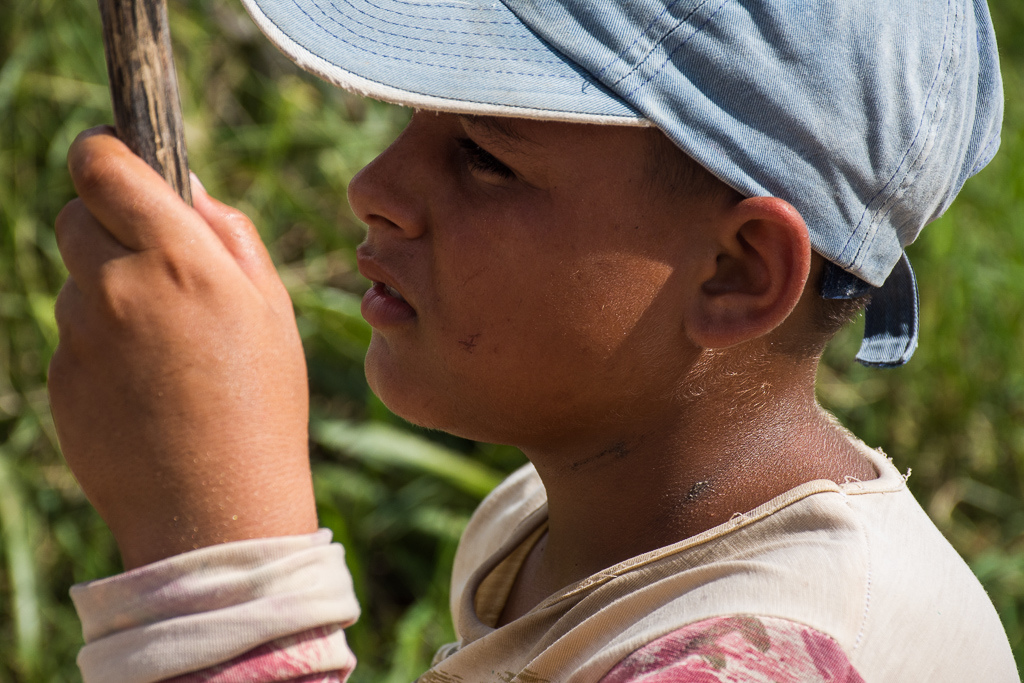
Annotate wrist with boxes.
[108,448,318,570]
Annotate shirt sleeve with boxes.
[70,529,360,683]
[598,615,866,683]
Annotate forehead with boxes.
[458,113,658,153]
[458,115,534,145]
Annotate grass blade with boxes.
[312,418,503,499]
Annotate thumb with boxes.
[189,172,290,307]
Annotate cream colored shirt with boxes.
[71,446,1018,682]
[429,446,1017,681]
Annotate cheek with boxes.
[534,254,681,358]
[437,217,679,352]
[434,251,684,413]
[363,204,693,440]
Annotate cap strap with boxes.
[821,253,920,368]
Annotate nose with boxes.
[347,113,434,241]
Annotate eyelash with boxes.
[457,138,514,179]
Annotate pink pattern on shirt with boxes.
[162,625,354,683]
[599,615,865,683]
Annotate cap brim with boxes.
[240,0,648,125]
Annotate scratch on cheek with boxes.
[461,265,487,286]
[458,333,482,352]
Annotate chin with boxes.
[363,337,517,443]
[363,336,455,432]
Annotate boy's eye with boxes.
[457,138,515,180]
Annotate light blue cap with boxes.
[240,0,1003,366]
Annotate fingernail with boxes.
[189,171,206,195]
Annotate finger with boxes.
[55,198,133,291]
[189,173,291,308]
[67,127,207,253]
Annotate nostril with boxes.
[347,159,422,238]
[347,171,428,241]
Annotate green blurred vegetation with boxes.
[0,0,1022,679]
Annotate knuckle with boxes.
[94,263,142,329]
[153,244,212,295]
[229,210,258,235]
[95,250,208,330]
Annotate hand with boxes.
[49,127,317,570]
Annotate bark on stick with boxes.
[97,0,191,205]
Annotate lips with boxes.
[360,281,416,327]
[356,246,417,327]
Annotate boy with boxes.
[48,0,1016,681]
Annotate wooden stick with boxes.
[97,0,192,205]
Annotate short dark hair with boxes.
[813,285,871,339]
[645,132,870,357]
[643,130,741,205]
[800,258,871,357]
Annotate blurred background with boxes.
[1,0,1022,679]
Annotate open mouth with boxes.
[381,283,405,302]
[362,281,417,327]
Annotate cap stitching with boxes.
[861,0,963,254]
[319,0,566,60]
[841,0,956,265]
[592,0,690,80]
[608,0,714,91]
[623,0,731,100]
[384,0,521,16]
[292,0,579,75]
[354,0,548,44]
[592,0,710,87]
[258,1,650,120]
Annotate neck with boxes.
[508,353,875,614]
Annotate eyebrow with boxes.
[458,115,537,149]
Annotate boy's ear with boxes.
[685,196,811,349]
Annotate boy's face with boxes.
[350,111,726,449]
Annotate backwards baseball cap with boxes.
[239,0,1003,367]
